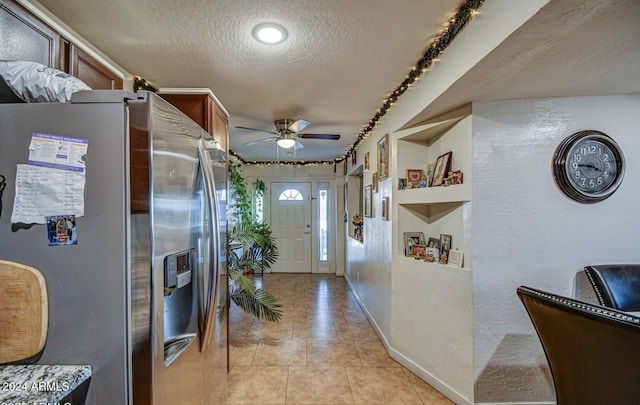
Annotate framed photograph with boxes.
[431,151,452,187]
[439,233,452,264]
[372,171,379,193]
[377,133,389,179]
[448,249,464,268]
[364,152,370,171]
[382,196,389,221]
[412,245,426,259]
[364,184,373,217]
[427,237,440,249]
[424,247,439,262]
[398,178,407,190]
[404,232,425,257]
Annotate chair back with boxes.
[517,286,640,405]
[584,264,640,311]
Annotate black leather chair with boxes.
[517,286,640,405]
[584,264,640,311]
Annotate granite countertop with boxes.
[0,365,91,403]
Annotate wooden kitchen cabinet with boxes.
[66,43,123,90]
[159,90,229,151]
[0,0,63,69]
[1,0,123,90]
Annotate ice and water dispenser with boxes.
[163,248,197,366]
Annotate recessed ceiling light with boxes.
[252,23,288,45]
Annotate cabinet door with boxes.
[159,94,211,130]
[0,0,62,69]
[212,102,228,151]
[68,44,123,89]
[159,92,229,150]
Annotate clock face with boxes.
[553,131,624,203]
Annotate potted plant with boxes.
[220,161,283,322]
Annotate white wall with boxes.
[472,94,640,403]
[243,163,345,275]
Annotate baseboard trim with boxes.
[344,275,472,404]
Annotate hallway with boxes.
[227,273,454,404]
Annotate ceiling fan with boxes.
[236,118,340,150]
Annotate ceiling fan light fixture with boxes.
[276,136,296,149]
[252,23,288,44]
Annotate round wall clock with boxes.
[552,130,625,204]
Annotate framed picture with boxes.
[398,178,407,190]
[364,152,370,171]
[364,184,373,217]
[377,133,389,179]
[343,182,348,215]
[427,237,440,249]
[406,169,424,184]
[439,233,452,264]
[404,232,425,256]
[372,171,379,193]
[412,245,426,259]
[382,196,389,221]
[431,151,452,186]
[424,247,439,262]
[448,249,464,267]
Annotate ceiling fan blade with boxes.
[298,133,341,140]
[294,141,304,150]
[244,137,278,146]
[235,126,278,135]
[287,119,311,133]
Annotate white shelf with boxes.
[397,254,471,272]
[396,111,469,146]
[395,183,471,205]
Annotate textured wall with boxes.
[472,94,640,403]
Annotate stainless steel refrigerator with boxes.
[0,90,228,404]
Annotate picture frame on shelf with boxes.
[377,133,389,179]
[448,249,463,268]
[364,152,370,171]
[439,233,451,264]
[364,184,373,217]
[424,247,439,262]
[412,245,426,259]
[406,169,424,188]
[427,237,440,248]
[404,232,425,257]
[382,196,389,221]
[432,151,452,186]
[398,178,407,190]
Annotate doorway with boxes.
[269,182,312,273]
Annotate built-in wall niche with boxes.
[346,168,363,242]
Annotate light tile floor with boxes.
[228,273,454,405]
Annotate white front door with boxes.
[269,182,312,273]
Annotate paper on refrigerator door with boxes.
[11,133,88,224]
[11,164,86,224]
[27,132,88,172]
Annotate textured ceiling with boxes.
[30,0,640,163]
[34,0,467,162]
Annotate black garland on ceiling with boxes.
[233,0,486,167]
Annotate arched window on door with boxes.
[278,188,304,201]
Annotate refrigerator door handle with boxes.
[197,146,220,352]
